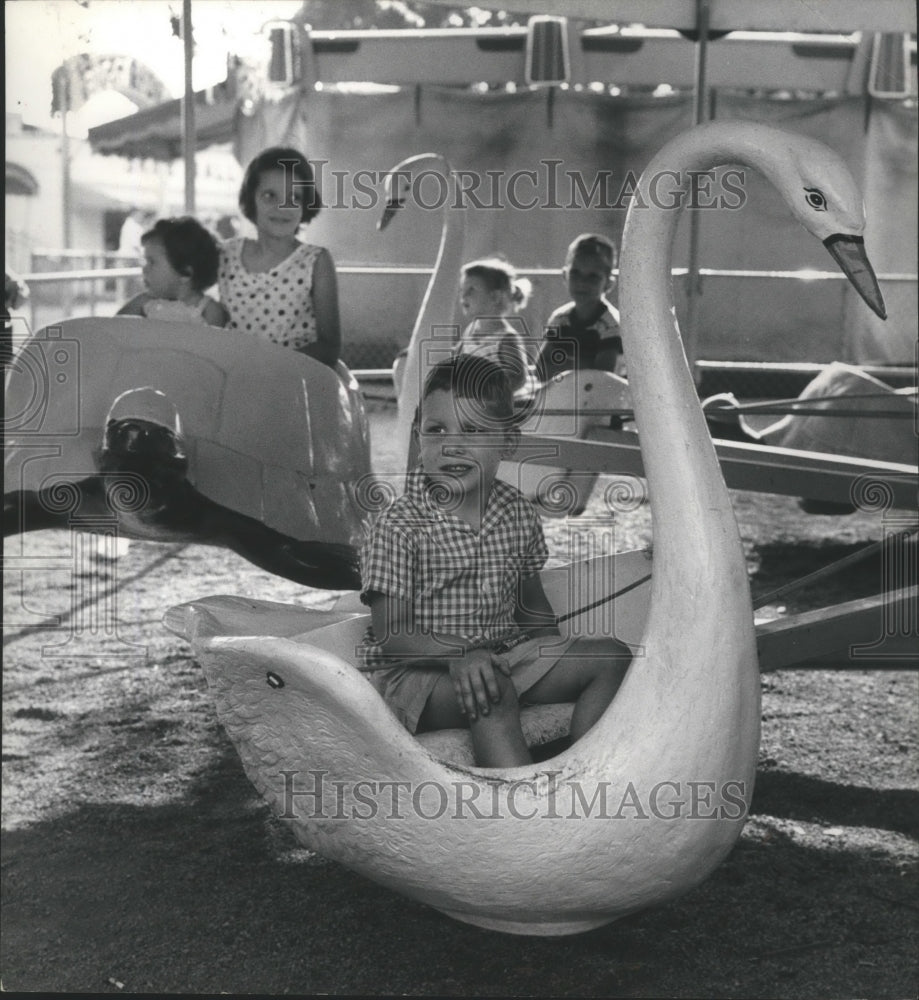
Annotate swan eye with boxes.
[804,188,827,211]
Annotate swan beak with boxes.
[823,235,887,320]
[378,197,405,231]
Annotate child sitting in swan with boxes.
[359,354,631,768]
[535,233,623,382]
[454,256,534,394]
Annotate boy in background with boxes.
[535,233,623,382]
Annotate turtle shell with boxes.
[4,317,372,546]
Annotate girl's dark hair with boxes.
[462,256,531,310]
[238,146,322,225]
[141,217,219,291]
[422,354,515,425]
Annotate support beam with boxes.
[514,430,919,509]
[756,586,918,671]
[683,0,711,381]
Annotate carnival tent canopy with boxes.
[87,3,916,163]
[423,0,915,33]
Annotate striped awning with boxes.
[88,80,238,161]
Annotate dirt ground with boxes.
[2,400,917,997]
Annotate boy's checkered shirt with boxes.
[358,469,548,669]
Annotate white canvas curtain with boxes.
[235,87,916,365]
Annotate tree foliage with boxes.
[292,2,527,31]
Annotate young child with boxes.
[455,257,534,393]
[218,146,341,368]
[117,217,227,327]
[535,233,623,382]
[359,354,631,768]
[4,268,28,368]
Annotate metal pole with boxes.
[684,0,711,383]
[181,0,196,214]
[60,103,74,318]
[61,105,72,249]
[691,0,712,126]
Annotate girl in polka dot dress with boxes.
[218,146,341,368]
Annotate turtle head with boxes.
[100,387,188,477]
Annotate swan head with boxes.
[377,153,448,231]
[378,184,405,232]
[772,135,886,319]
[823,235,886,320]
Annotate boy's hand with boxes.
[449,648,510,721]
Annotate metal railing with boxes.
[22,251,146,329]
[14,260,918,373]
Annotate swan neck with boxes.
[619,129,754,582]
[396,162,465,467]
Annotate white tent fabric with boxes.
[842,99,918,364]
[235,87,915,365]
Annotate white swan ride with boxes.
[167,122,887,935]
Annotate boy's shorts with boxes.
[366,634,579,734]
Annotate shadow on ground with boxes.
[2,738,917,998]
[750,537,916,613]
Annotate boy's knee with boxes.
[487,672,521,720]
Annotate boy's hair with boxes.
[421,354,515,425]
[141,217,219,291]
[238,146,322,225]
[565,233,618,272]
[462,256,531,309]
